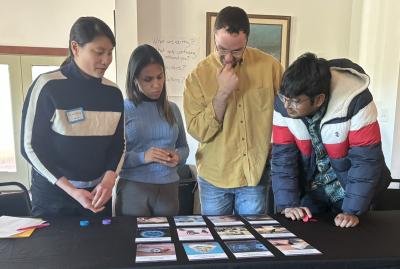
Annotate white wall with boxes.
[6,0,396,174]
[0,0,117,81]
[133,0,355,165]
[115,0,138,89]
[350,0,400,177]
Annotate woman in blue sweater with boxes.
[116,44,189,216]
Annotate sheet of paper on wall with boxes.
[0,215,46,238]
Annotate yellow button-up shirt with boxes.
[184,47,283,188]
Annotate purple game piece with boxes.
[102,219,111,225]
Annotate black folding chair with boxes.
[177,165,197,215]
[0,181,32,216]
[373,179,400,210]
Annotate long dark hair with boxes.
[126,44,176,126]
[61,16,116,67]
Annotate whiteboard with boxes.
[151,36,200,96]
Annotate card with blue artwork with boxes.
[135,227,171,242]
[225,240,274,258]
[183,241,228,260]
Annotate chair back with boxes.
[177,165,196,215]
[373,179,400,210]
[0,181,32,216]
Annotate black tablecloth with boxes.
[1,211,400,269]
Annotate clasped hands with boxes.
[71,171,116,213]
[282,207,359,228]
[144,147,180,167]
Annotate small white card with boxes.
[135,243,176,263]
[269,237,322,256]
[183,242,228,261]
[65,107,85,123]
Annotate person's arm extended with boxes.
[271,99,301,212]
[342,92,385,215]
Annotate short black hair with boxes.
[214,6,250,37]
[280,52,331,99]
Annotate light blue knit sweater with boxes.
[119,99,189,184]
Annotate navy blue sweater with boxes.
[21,60,125,184]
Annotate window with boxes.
[0,64,17,172]
[0,52,65,187]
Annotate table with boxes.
[1,211,400,269]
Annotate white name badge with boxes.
[65,107,85,124]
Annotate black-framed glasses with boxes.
[278,93,309,109]
[215,47,245,58]
[214,40,247,58]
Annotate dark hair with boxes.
[126,44,175,126]
[61,16,116,67]
[280,52,331,99]
[214,6,250,37]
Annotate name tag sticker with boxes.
[66,107,85,124]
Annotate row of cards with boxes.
[137,215,278,227]
[136,224,295,242]
[136,237,320,262]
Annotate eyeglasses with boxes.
[215,41,246,58]
[215,47,245,58]
[278,93,309,109]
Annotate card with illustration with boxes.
[174,215,206,226]
[243,214,279,225]
[183,241,228,261]
[207,215,243,226]
[135,227,171,243]
[135,243,176,262]
[137,217,169,227]
[253,224,296,238]
[269,237,322,256]
[215,226,254,240]
[177,227,214,241]
[225,240,274,258]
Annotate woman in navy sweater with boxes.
[116,44,189,216]
[21,17,124,217]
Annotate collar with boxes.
[305,98,329,124]
[63,59,102,83]
[139,91,158,102]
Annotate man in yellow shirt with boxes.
[184,6,283,215]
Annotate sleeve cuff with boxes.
[125,151,146,167]
[205,101,222,129]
